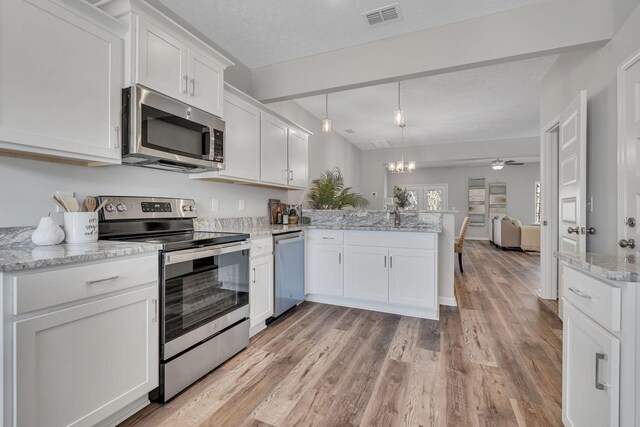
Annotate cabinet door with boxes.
[344,246,389,302]
[14,286,159,427]
[137,17,188,102]
[250,255,274,327]
[287,129,308,188]
[219,95,261,181]
[0,0,122,161]
[388,248,437,309]
[187,48,224,117]
[562,302,620,427]
[260,114,289,186]
[308,244,344,296]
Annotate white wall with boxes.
[0,156,287,227]
[268,100,363,206]
[388,163,540,239]
[540,3,640,254]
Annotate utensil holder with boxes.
[63,212,98,244]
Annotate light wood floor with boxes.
[120,241,562,427]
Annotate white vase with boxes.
[31,217,65,246]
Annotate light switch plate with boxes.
[238,200,245,211]
[211,198,219,212]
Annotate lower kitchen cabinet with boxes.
[308,244,343,296]
[344,246,389,302]
[250,254,274,333]
[388,248,437,309]
[14,286,158,427]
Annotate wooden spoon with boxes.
[94,199,110,213]
[84,196,97,212]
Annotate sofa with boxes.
[492,217,540,251]
[520,224,541,251]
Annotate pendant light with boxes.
[388,125,415,174]
[322,93,332,132]
[393,81,405,126]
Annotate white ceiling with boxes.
[157,0,549,68]
[294,56,557,150]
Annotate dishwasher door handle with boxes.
[276,236,304,245]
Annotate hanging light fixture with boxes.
[388,125,415,174]
[393,81,405,126]
[322,93,332,132]
[491,159,505,170]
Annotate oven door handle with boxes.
[164,241,250,265]
[276,236,304,245]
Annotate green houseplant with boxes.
[307,168,369,210]
[393,186,411,209]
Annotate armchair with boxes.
[494,217,522,250]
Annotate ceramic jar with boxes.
[31,217,65,246]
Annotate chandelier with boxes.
[388,126,415,174]
[491,159,505,170]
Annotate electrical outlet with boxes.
[238,200,245,211]
[211,198,219,212]
[54,191,75,213]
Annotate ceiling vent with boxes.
[363,4,402,27]
[370,140,391,149]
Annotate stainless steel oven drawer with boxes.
[163,318,249,400]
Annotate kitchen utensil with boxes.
[52,197,68,212]
[94,199,110,213]
[63,196,80,212]
[54,192,70,212]
[84,196,97,212]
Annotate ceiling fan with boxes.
[491,159,524,170]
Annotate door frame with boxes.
[617,49,640,249]
[540,117,561,300]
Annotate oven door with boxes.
[162,241,249,360]
[125,86,224,170]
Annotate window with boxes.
[403,184,448,211]
[535,181,541,224]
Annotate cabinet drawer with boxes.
[345,230,436,250]
[250,236,273,258]
[307,229,344,245]
[562,266,621,331]
[11,254,158,315]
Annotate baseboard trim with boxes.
[305,294,439,320]
[466,237,490,241]
[250,322,267,337]
[438,296,457,307]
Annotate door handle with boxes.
[568,287,591,299]
[619,238,636,249]
[567,226,580,235]
[384,256,387,268]
[625,217,636,228]
[86,276,119,285]
[252,267,256,284]
[338,252,341,264]
[190,78,195,97]
[151,299,158,323]
[390,256,393,269]
[183,75,189,94]
[595,352,606,390]
[585,227,596,235]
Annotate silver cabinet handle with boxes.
[322,237,335,240]
[339,252,342,264]
[86,276,119,285]
[390,256,393,269]
[595,352,606,390]
[183,75,189,94]
[568,287,591,299]
[290,170,294,181]
[252,267,256,284]
[190,78,195,97]
[384,256,387,268]
[152,299,158,323]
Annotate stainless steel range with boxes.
[98,196,250,402]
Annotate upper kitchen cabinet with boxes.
[130,3,232,118]
[260,114,289,186]
[287,128,308,189]
[0,0,125,164]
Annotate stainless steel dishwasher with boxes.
[273,231,305,317]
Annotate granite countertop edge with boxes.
[200,224,443,238]
[0,241,162,273]
[556,251,640,283]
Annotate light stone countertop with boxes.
[197,223,443,238]
[556,251,640,283]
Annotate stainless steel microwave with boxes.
[121,85,224,173]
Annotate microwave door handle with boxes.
[202,127,212,159]
[164,241,250,265]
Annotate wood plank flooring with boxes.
[119,241,561,427]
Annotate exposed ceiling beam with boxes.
[252,0,616,103]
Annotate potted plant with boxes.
[307,168,369,210]
[393,186,411,209]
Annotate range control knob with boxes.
[189,205,196,212]
[182,205,190,212]
[105,203,116,212]
[116,204,127,212]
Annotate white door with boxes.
[558,91,587,254]
[220,94,261,181]
[308,243,344,296]
[562,302,620,427]
[287,129,308,188]
[260,114,289,186]
[0,0,122,161]
[388,248,437,309]
[14,287,158,427]
[250,255,274,328]
[344,246,388,302]
[619,51,640,256]
[136,17,188,102]
[187,48,224,117]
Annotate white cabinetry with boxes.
[219,93,261,181]
[0,0,124,163]
[306,230,439,319]
[131,7,232,118]
[287,129,308,188]
[249,237,274,336]
[2,253,159,427]
[260,114,289,186]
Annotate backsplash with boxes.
[194,216,271,231]
[303,210,443,227]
